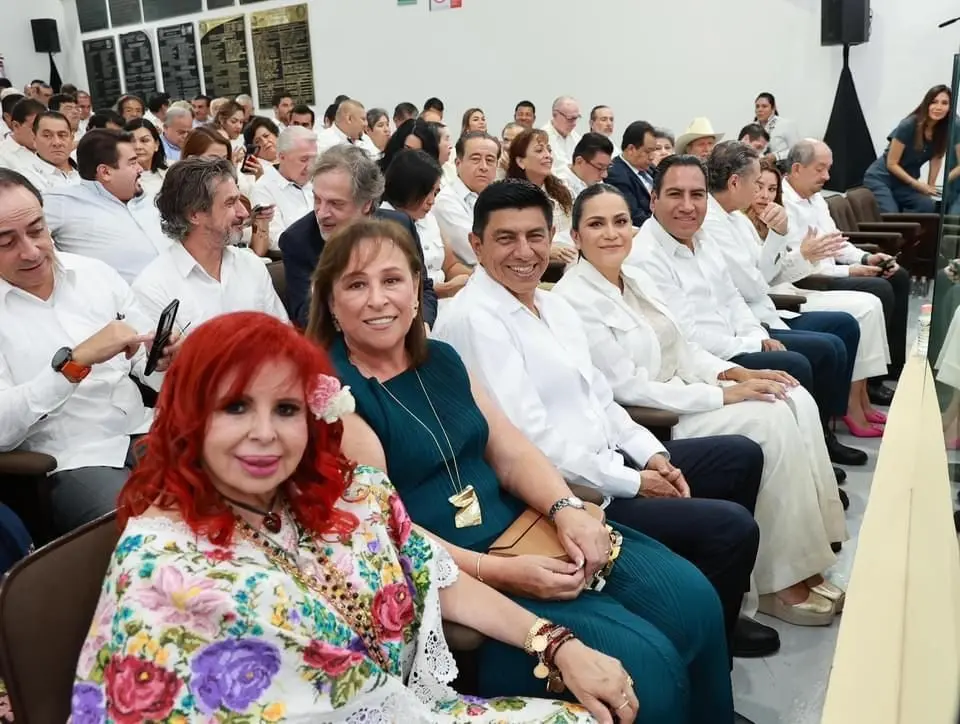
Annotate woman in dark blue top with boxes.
[308,217,738,723]
[863,84,951,213]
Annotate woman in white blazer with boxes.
[553,184,847,627]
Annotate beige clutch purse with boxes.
[487,503,605,561]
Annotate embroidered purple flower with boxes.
[190,639,281,713]
[71,683,105,724]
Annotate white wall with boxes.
[0,0,955,156]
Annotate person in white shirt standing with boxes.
[251,126,317,248]
[316,99,366,154]
[433,132,499,266]
[542,96,582,172]
[20,111,80,191]
[133,157,288,339]
[44,129,169,283]
[782,139,909,402]
[0,168,178,533]
[272,91,294,131]
[0,98,43,170]
[555,132,615,200]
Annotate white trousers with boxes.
[674,385,847,595]
[776,285,891,381]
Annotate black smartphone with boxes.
[244,143,260,159]
[144,299,179,376]
[878,253,901,272]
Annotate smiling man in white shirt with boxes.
[315,99,366,154]
[555,132,615,199]
[542,96,583,173]
[434,180,771,671]
[0,98,43,171]
[44,129,169,284]
[133,157,288,335]
[251,126,317,247]
[433,132,499,265]
[0,168,176,533]
[783,139,909,398]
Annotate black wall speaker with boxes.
[31,19,61,54]
[822,0,871,46]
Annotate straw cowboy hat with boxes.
[675,117,725,154]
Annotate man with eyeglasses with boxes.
[555,132,615,199]
[542,95,582,173]
[606,120,659,227]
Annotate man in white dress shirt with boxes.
[783,139,909,397]
[272,91,294,131]
[191,94,211,127]
[589,106,615,140]
[18,111,79,191]
[433,179,769,662]
[542,96,583,172]
[44,129,168,283]
[251,126,317,247]
[159,106,193,163]
[555,132,614,199]
[0,98,43,170]
[0,168,177,532]
[133,157,288,336]
[315,99,366,153]
[514,100,536,129]
[433,132,499,266]
[143,93,169,132]
[633,154,867,466]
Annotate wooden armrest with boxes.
[567,483,605,506]
[623,406,679,436]
[880,212,940,223]
[850,242,880,254]
[857,221,921,241]
[769,292,807,311]
[265,249,283,262]
[793,274,835,292]
[843,230,903,254]
[443,620,485,651]
[0,450,57,476]
[541,260,565,284]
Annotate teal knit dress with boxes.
[331,337,734,724]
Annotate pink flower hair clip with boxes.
[308,374,355,424]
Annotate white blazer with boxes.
[553,260,735,415]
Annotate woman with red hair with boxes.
[71,312,635,723]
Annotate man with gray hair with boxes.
[279,144,438,327]
[543,95,583,172]
[235,94,255,122]
[251,126,318,247]
[159,106,194,163]
[132,156,288,333]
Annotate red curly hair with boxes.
[118,312,358,545]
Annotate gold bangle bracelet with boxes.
[475,552,484,582]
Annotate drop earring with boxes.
[332,315,341,331]
[412,302,420,317]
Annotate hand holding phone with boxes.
[144,299,180,376]
[877,253,901,272]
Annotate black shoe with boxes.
[834,466,847,485]
[735,714,757,724]
[825,429,868,466]
[731,616,780,658]
[839,488,849,510]
[832,541,843,553]
[868,381,895,407]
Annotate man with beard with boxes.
[131,157,288,332]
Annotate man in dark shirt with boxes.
[278,144,437,327]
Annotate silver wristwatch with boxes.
[547,496,585,521]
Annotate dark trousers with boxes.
[776,310,858,418]
[863,173,937,214]
[825,267,909,380]
[606,435,762,651]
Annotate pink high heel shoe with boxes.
[841,415,884,438]
[945,437,960,450]
[865,410,888,425]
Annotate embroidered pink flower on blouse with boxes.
[308,374,355,424]
[131,566,231,637]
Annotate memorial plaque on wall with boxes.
[199,16,251,98]
[158,24,201,101]
[120,31,157,101]
[82,38,123,110]
[250,5,315,108]
[76,0,109,33]
[108,0,142,27]
[142,0,202,23]
[207,0,236,8]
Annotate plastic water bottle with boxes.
[916,303,932,357]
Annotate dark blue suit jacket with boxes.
[278,208,438,328]
[606,156,652,228]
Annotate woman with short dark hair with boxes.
[124,117,166,198]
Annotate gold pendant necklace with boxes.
[377,371,482,528]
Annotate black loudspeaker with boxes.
[822,0,871,46]
[30,19,60,54]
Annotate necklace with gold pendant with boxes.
[377,371,482,528]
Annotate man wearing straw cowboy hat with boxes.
[676,117,725,159]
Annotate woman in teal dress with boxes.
[307,219,735,724]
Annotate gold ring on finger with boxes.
[616,697,630,711]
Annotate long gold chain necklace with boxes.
[377,370,482,528]
[234,513,395,671]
